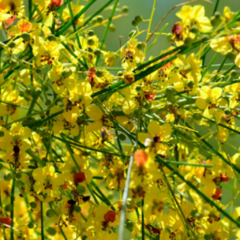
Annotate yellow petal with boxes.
[147,121,161,137]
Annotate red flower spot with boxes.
[134,150,148,166]
[172,23,182,35]
[51,0,64,7]
[0,217,12,228]
[4,15,16,26]
[87,67,96,80]
[212,188,222,200]
[220,173,230,183]
[61,183,67,190]
[104,210,116,223]
[73,171,86,184]
[144,92,156,101]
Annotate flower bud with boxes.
[188,81,194,88]
[132,20,137,26]
[96,70,104,77]
[193,113,202,121]
[129,30,136,38]
[47,227,56,236]
[224,108,232,115]
[5,204,11,212]
[126,220,134,230]
[135,15,143,24]
[230,70,238,77]
[121,6,129,13]
[166,33,172,42]
[143,101,152,109]
[21,32,31,41]
[87,38,95,46]
[47,34,56,41]
[96,15,103,23]
[109,23,116,32]
[88,30,95,36]
[77,185,86,194]
[87,47,93,52]
[190,26,199,33]
[137,42,146,50]
[93,48,101,56]
[45,100,52,106]
[75,205,81,212]
[214,11,221,19]
[118,133,126,141]
[92,17,97,24]
[46,209,56,218]
[30,202,37,209]
[135,85,142,92]
[8,42,16,48]
[62,68,72,78]
[210,16,221,26]
[28,222,34,229]
[117,71,123,76]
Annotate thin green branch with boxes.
[95,0,119,66]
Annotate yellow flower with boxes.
[33,165,64,198]
[176,5,212,33]
[120,39,144,71]
[195,86,222,117]
[138,121,172,155]
[86,104,112,132]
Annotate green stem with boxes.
[70,0,115,40]
[201,52,219,79]
[95,0,119,66]
[27,96,38,116]
[10,168,16,240]
[87,184,99,205]
[61,42,87,69]
[60,133,80,171]
[67,0,88,68]
[91,180,115,209]
[41,201,44,240]
[161,167,198,239]
[145,0,157,55]
[28,0,32,19]
[141,199,145,240]
[212,0,220,15]
[201,46,211,67]
[56,0,97,36]
[59,225,67,240]
[213,55,227,81]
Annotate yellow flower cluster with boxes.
[0,1,240,240]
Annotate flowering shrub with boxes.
[1,0,240,239]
